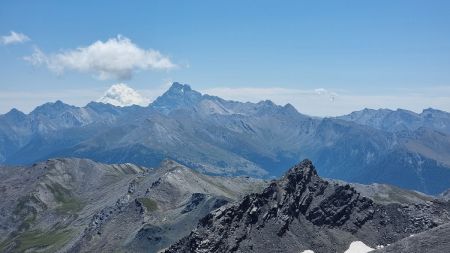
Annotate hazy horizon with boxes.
[2,1,450,116]
[1,82,448,118]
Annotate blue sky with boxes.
[1,0,450,116]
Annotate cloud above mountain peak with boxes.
[24,35,176,80]
[98,83,149,106]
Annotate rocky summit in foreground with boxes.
[165,160,450,253]
[1,158,449,253]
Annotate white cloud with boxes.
[314,88,327,95]
[24,35,176,80]
[202,86,450,117]
[1,31,30,45]
[0,81,169,114]
[314,88,337,102]
[98,83,150,106]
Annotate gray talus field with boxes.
[372,222,450,253]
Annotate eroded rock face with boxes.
[165,160,450,253]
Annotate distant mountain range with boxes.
[1,82,450,194]
[337,107,450,133]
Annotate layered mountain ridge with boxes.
[338,107,450,134]
[1,82,450,194]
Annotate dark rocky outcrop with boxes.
[181,193,208,214]
[165,160,450,253]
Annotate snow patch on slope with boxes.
[98,83,149,106]
[344,241,374,253]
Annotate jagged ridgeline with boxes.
[0,158,266,253]
[165,160,450,253]
[1,159,449,252]
[1,83,450,194]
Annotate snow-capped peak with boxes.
[98,83,149,107]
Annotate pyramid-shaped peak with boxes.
[31,100,73,115]
[168,82,193,93]
[5,108,25,116]
[282,159,318,183]
[3,108,27,121]
[151,82,203,114]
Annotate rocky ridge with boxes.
[0,158,266,253]
[165,160,450,253]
